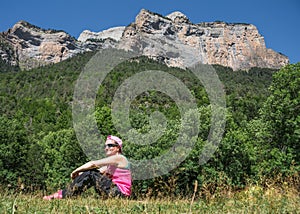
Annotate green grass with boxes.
[0,187,299,214]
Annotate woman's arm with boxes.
[71,155,126,179]
[70,161,98,179]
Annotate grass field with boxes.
[0,186,299,214]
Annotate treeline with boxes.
[0,52,299,198]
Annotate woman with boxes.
[43,135,132,200]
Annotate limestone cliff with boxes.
[0,9,289,71]
[118,9,289,70]
[78,26,125,42]
[0,21,86,70]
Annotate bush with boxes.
[38,129,87,190]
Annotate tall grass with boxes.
[0,186,299,214]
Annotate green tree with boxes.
[0,116,29,187]
[38,129,87,190]
[261,63,300,163]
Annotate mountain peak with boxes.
[12,20,44,32]
[16,20,30,26]
[2,20,81,70]
[78,26,125,42]
[166,11,190,23]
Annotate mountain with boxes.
[0,21,116,70]
[116,9,288,70]
[0,21,83,70]
[78,26,125,42]
[0,9,289,71]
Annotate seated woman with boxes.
[43,135,132,200]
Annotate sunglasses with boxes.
[104,144,119,148]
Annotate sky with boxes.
[1,0,299,64]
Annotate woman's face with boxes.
[104,139,120,156]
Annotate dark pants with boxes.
[62,169,122,198]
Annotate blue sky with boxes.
[1,0,299,63]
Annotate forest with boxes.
[0,51,299,199]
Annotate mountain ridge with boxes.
[0,9,289,71]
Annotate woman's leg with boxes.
[62,169,113,198]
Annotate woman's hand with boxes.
[99,166,108,174]
[71,170,79,179]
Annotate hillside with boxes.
[1,48,299,200]
[0,51,275,125]
[1,51,290,191]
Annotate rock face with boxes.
[0,21,85,70]
[0,35,18,66]
[78,26,125,42]
[0,9,289,71]
[118,9,289,70]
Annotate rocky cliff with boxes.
[0,9,289,71]
[78,26,125,42]
[117,9,289,70]
[0,21,85,70]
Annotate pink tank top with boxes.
[107,159,132,196]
